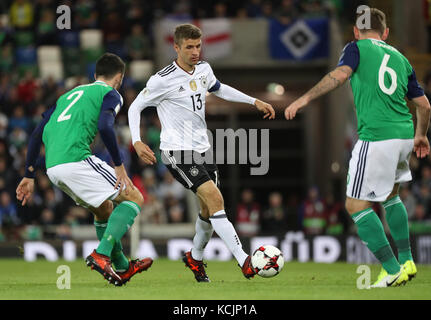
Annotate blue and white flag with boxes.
[269,18,329,60]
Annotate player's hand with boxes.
[414,135,430,159]
[16,177,35,206]
[284,97,307,120]
[114,164,135,196]
[255,99,275,120]
[134,141,157,165]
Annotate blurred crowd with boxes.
[1,0,431,241]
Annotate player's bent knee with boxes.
[128,189,144,208]
[115,188,145,208]
[91,200,114,221]
[345,197,371,215]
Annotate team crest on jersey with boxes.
[199,76,208,88]
[189,80,197,91]
[189,166,199,177]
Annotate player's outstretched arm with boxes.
[16,106,55,206]
[128,89,157,165]
[210,82,275,119]
[412,95,431,158]
[284,65,352,120]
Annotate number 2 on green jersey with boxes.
[57,90,84,122]
[378,54,397,95]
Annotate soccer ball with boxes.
[251,245,284,278]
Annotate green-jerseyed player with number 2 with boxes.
[16,53,152,286]
[285,8,431,287]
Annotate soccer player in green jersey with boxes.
[285,8,431,287]
[16,53,152,286]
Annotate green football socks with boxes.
[352,208,401,275]
[383,196,413,264]
[96,201,141,260]
[94,220,129,271]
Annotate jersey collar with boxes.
[174,60,195,76]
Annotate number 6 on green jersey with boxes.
[378,54,397,95]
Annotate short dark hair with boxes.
[95,53,125,79]
[356,8,387,36]
[174,24,202,46]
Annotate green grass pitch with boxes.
[0,258,430,300]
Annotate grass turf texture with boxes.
[0,258,430,300]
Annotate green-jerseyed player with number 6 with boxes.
[16,53,152,286]
[284,8,431,288]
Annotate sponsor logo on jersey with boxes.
[179,86,185,92]
[189,80,197,91]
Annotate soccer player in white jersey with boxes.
[128,23,275,281]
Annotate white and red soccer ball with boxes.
[251,245,285,278]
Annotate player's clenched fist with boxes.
[133,141,157,165]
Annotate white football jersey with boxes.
[135,60,219,153]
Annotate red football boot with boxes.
[240,256,256,279]
[117,258,154,286]
[85,250,122,286]
[182,251,210,282]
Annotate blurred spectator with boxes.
[8,127,27,151]
[399,184,417,219]
[246,0,264,18]
[0,190,20,240]
[74,0,99,29]
[0,44,14,73]
[9,0,34,30]
[142,168,158,195]
[214,2,228,18]
[298,186,326,235]
[39,208,56,239]
[8,105,30,134]
[157,171,186,203]
[142,193,167,224]
[126,24,152,61]
[261,1,274,19]
[275,0,301,25]
[261,192,288,233]
[0,156,16,195]
[102,11,125,44]
[409,203,431,234]
[35,8,57,45]
[167,201,185,223]
[17,71,38,105]
[236,189,261,237]
[324,194,347,235]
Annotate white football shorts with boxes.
[346,139,414,202]
[46,155,121,208]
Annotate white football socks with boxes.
[191,214,214,261]
[209,210,248,267]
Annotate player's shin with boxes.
[191,213,214,261]
[94,220,130,271]
[383,196,413,264]
[352,208,401,275]
[209,210,248,267]
[96,201,141,257]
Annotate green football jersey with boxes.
[42,81,122,168]
[348,39,414,141]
